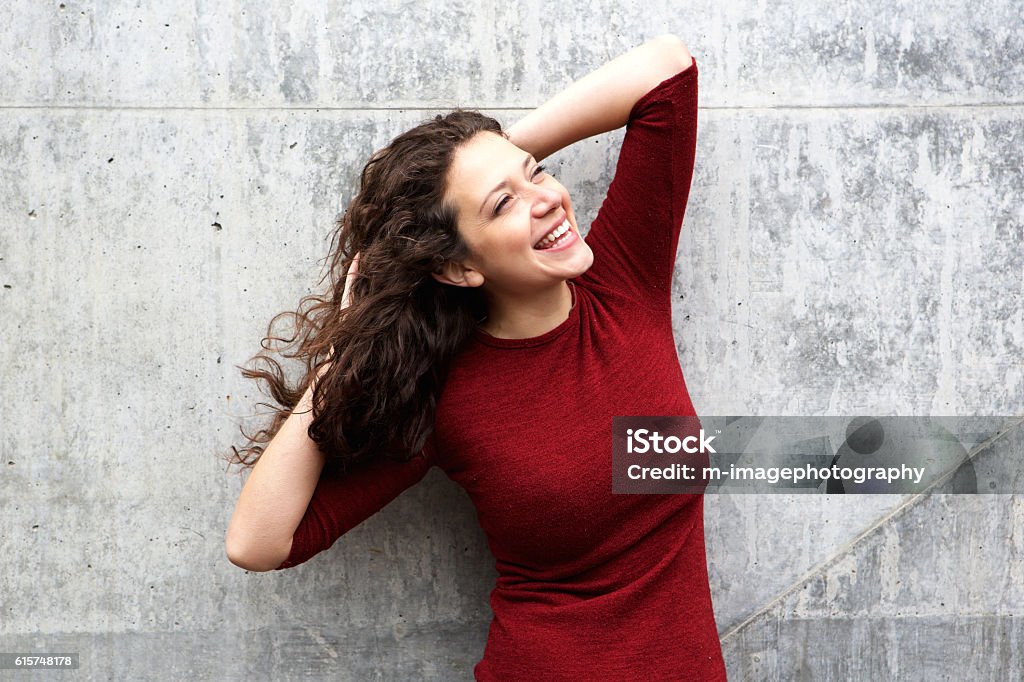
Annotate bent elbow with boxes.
[650,34,694,71]
[225,531,292,573]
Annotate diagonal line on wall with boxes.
[719,415,1024,643]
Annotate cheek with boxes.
[464,231,519,270]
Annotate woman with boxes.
[225,34,726,681]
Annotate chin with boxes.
[570,243,595,277]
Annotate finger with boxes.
[340,252,361,309]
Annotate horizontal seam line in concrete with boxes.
[0,103,1022,112]
[718,414,1024,645]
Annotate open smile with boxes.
[533,220,575,250]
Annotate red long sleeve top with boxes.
[277,58,727,681]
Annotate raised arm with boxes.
[225,367,329,571]
[506,34,693,161]
[224,258,358,572]
[226,255,437,572]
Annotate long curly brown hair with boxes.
[225,110,502,472]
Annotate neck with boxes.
[480,281,574,339]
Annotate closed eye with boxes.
[494,164,548,215]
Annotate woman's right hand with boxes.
[325,252,360,366]
[341,252,361,311]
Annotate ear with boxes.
[431,260,485,288]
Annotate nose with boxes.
[531,185,563,220]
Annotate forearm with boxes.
[506,34,693,161]
[225,376,328,572]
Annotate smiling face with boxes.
[438,131,594,298]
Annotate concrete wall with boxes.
[1,1,1021,679]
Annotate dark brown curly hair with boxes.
[225,110,503,472]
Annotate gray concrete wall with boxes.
[1,1,1021,680]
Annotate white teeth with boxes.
[535,220,571,248]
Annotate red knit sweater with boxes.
[278,58,726,681]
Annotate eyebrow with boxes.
[478,152,534,217]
